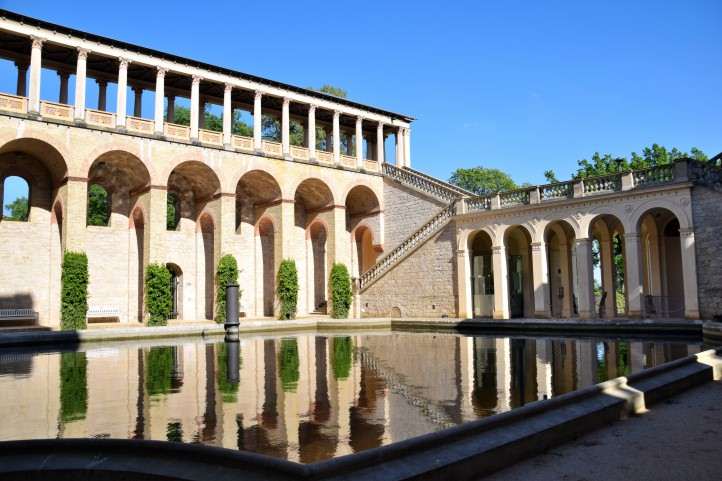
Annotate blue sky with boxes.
[1,0,721,195]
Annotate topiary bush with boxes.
[278,338,299,392]
[59,351,87,423]
[330,263,352,319]
[61,251,89,331]
[215,254,239,324]
[277,259,299,320]
[332,336,353,380]
[145,264,172,326]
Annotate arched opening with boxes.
[354,227,377,277]
[504,226,534,318]
[166,263,183,320]
[2,175,30,221]
[309,222,328,314]
[167,161,221,230]
[345,185,381,278]
[468,230,494,318]
[236,170,282,232]
[199,213,215,321]
[87,184,110,226]
[257,217,276,317]
[589,215,626,317]
[637,208,685,318]
[166,192,180,230]
[544,221,576,318]
[131,209,145,322]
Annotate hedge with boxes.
[277,259,299,320]
[330,263,352,319]
[61,251,89,331]
[215,254,239,324]
[145,264,172,326]
[59,351,87,423]
[332,336,353,380]
[146,346,173,396]
[278,338,300,392]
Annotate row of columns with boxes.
[19,37,411,168]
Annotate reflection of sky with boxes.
[2,176,27,215]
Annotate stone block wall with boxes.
[691,185,722,319]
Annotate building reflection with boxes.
[0,334,702,462]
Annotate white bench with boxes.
[0,308,39,323]
[86,306,120,321]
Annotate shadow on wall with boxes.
[0,293,39,327]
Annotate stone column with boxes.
[154,68,166,133]
[492,245,510,319]
[63,179,87,252]
[116,58,129,127]
[253,91,262,151]
[456,248,471,319]
[332,111,341,165]
[403,128,411,168]
[624,233,643,318]
[74,48,88,119]
[307,105,316,159]
[282,97,290,158]
[222,84,232,146]
[376,123,385,163]
[679,228,700,319]
[28,37,43,113]
[57,71,70,104]
[15,61,28,97]
[96,79,107,111]
[132,87,142,117]
[575,238,596,319]
[600,239,615,317]
[531,241,550,318]
[279,199,296,263]
[395,127,405,168]
[355,117,364,168]
[190,75,200,139]
[166,95,175,123]
[146,187,167,263]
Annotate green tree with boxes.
[166,192,179,230]
[449,166,518,195]
[170,105,252,136]
[215,254,239,324]
[87,184,110,226]
[314,84,347,98]
[3,196,28,220]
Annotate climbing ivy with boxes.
[61,251,89,331]
[145,264,171,326]
[277,259,299,320]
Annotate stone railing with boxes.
[40,101,73,121]
[164,122,190,141]
[499,188,531,207]
[364,159,380,172]
[360,201,457,290]
[232,134,253,151]
[340,154,356,168]
[633,164,674,187]
[405,166,474,196]
[290,145,309,160]
[583,173,622,194]
[199,128,222,146]
[126,116,154,134]
[464,196,492,213]
[382,163,461,203]
[85,109,115,128]
[540,181,574,201]
[0,92,27,114]
[317,150,333,164]
[262,139,282,157]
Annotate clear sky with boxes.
[1,0,721,188]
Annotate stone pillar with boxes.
[624,233,643,318]
[253,91,262,152]
[166,95,175,123]
[558,242,573,318]
[146,187,167,263]
[307,105,316,159]
[332,111,341,165]
[600,239,615,317]
[15,61,28,97]
[58,71,70,104]
[222,84,232,146]
[64,179,87,252]
[96,79,107,111]
[132,87,142,117]
[376,123,385,163]
[28,37,43,113]
[395,127,404,167]
[332,205,349,266]
[531,241,550,318]
[575,238,596,319]
[679,228,700,319]
[74,48,88,120]
[190,75,200,139]
[218,194,236,258]
[116,58,129,127]
[403,128,411,168]
[355,117,363,168]
[456,248,471,319]
[154,68,166,133]
[282,97,290,158]
[492,244,510,319]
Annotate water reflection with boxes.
[0,333,701,462]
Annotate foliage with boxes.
[216,342,241,403]
[3,195,28,220]
[543,170,559,184]
[145,346,173,396]
[277,259,299,320]
[166,192,180,230]
[329,263,352,319]
[332,337,353,380]
[314,84,348,98]
[262,115,281,141]
[87,184,110,226]
[215,254,239,324]
[170,105,253,136]
[61,252,88,331]
[59,351,87,423]
[278,338,300,392]
[449,166,518,195]
[145,264,172,326]
[166,422,183,442]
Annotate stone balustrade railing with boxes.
[382,163,462,203]
[499,188,531,207]
[464,196,493,213]
[540,181,574,201]
[633,164,674,187]
[359,201,457,290]
[404,166,474,196]
[582,173,622,194]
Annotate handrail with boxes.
[383,163,462,203]
[404,166,475,196]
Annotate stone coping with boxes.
[0,348,719,481]
[702,320,722,340]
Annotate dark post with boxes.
[225,339,240,384]
[224,283,240,342]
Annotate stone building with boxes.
[0,10,720,327]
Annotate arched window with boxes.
[2,176,30,221]
[87,184,110,226]
[166,192,180,230]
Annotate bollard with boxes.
[224,283,240,342]
[225,339,240,385]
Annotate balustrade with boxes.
[340,153,356,167]
[540,181,573,201]
[231,134,253,151]
[464,196,492,213]
[0,93,27,114]
[290,145,309,160]
[262,140,283,157]
[499,188,530,207]
[583,173,622,194]
[164,122,191,141]
[85,109,115,128]
[633,164,674,187]
[382,163,460,203]
[125,116,154,134]
[316,150,334,164]
[199,128,222,146]
[39,100,73,121]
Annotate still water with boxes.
[0,332,701,463]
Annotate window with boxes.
[2,176,30,221]
[87,184,110,226]
[167,192,180,230]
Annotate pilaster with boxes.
[530,241,550,317]
[63,179,87,252]
[492,244,510,319]
[624,233,643,318]
[574,238,596,319]
[456,248,471,319]
[679,228,700,319]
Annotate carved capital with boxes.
[76,47,89,59]
[156,67,167,77]
[118,57,131,69]
[224,83,232,94]
[254,90,263,101]
[30,36,44,49]
[192,75,202,85]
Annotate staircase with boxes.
[382,163,468,203]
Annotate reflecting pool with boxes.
[0,332,701,462]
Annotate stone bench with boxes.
[86,306,120,322]
[0,308,39,325]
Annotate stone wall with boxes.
[691,185,722,319]
[360,222,458,318]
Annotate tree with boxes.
[87,184,110,226]
[4,196,28,220]
[449,166,518,195]
[314,84,347,98]
[170,105,253,136]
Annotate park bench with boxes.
[86,306,120,322]
[0,308,39,325]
